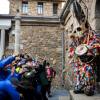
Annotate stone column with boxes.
[1,29,5,58]
[15,7,21,52]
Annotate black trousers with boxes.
[20,88,42,100]
[41,85,48,100]
[47,81,51,94]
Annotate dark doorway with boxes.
[95,0,100,18]
[5,30,9,48]
[97,56,100,82]
[95,0,100,82]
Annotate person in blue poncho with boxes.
[32,58,36,63]
[0,77,21,100]
[1,55,6,61]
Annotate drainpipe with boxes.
[59,0,70,19]
[62,30,65,86]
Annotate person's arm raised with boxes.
[0,52,19,69]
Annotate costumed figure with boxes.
[69,1,100,96]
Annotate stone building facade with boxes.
[0,0,100,90]
[9,0,64,16]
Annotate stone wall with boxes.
[64,12,76,90]
[5,22,63,86]
[9,0,63,16]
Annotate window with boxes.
[53,3,58,14]
[38,3,43,14]
[22,2,28,13]
[11,30,15,35]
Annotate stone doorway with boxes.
[97,56,100,82]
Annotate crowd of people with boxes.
[0,52,56,100]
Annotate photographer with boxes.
[20,53,30,60]
[20,53,24,60]
[16,59,25,73]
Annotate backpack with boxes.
[45,66,53,81]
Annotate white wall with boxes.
[0,19,11,26]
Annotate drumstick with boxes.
[85,46,95,56]
[68,57,74,65]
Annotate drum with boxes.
[75,44,95,63]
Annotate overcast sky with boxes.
[0,0,9,14]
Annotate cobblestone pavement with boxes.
[47,87,70,100]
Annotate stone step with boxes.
[58,96,70,100]
[69,90,100,100]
